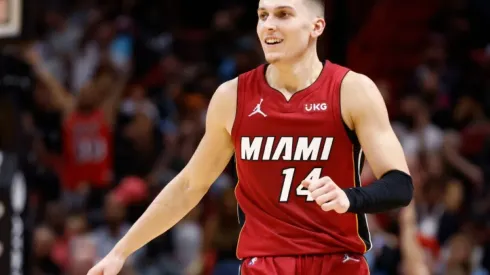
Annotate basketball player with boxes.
[88,0,413,274]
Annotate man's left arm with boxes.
[341,72,413,213]
[303,72,413,214]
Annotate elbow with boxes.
[381,169,414,208]
[179,169,212,195]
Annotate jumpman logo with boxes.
[342,254,360,263]
[249,98,267,117]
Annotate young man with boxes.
[88,0,413,274]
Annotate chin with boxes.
[264,52,284,64]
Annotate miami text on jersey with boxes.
[241,136,334,161]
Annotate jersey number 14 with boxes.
[280,168,322,202]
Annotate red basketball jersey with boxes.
[62,109,112,190]
[232,61,371,259]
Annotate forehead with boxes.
[258,0,308,11]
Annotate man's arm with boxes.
[343,72,409,177]
[443,131,483,186]
[101,67,130,125]
[23,47,75,114]
[399,203,431,275]
[111,79,237,258]
[341,72,413,213]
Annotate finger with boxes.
[302,179,322,190]
[308,176,334,192]
[321,199,338,212]
[304,179,326,193]
[315,191,337,206]
[310,181,335,199]
[301,180,312,189]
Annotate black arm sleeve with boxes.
[343,170,413,213]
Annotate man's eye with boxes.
[259,13,268,20]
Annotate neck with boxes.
[266,51,323,94]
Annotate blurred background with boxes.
[0,0,489,274]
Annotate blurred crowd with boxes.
[360,1,490,274]
[1,0,490,275]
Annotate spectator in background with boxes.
[115,83,160,184]
[395,94,444,159]
[444,93,489,192]
[90,193,145,270]
[41,8,83,85]
[399,203,430,275]
[24,45,127,215]
[67,235,97,275]
[203,187,241,275]
[72,19,117,93]
[33,226,62,275]
[173,205,204,274]
[438,233,485,275]
[52,213,89,272]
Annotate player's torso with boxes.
[232,61,371,259]
[62,109,112,188]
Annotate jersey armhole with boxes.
[337,70,365,173]
[336,69,358,143]
[230,76,244,144]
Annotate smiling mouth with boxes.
[265,38,284,45]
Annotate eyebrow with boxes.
[257,5,295,12]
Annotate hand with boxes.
[87,251,126,275]
[302,177,350,214]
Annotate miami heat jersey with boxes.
[232,61,371,259]
[62,109,112,190]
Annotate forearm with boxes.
[400,225,421,261]
[344,170,413,213]
[400,225,430,275]
[446,151,481,178]
[32,64,72,109]
[104,73,128,109]
[113,172,208,258]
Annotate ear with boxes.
[311,17,326,39]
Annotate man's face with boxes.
[257,0,324,64]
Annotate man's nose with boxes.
[263,17,277,31]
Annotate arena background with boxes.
[0,0,489,274]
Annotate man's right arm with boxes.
[111,79,237,259]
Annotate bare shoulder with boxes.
[212,77,238,102]
[207,78,238,133]
[341,71,383,107]
[340,71,387,130]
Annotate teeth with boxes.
[265,38,283,44]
